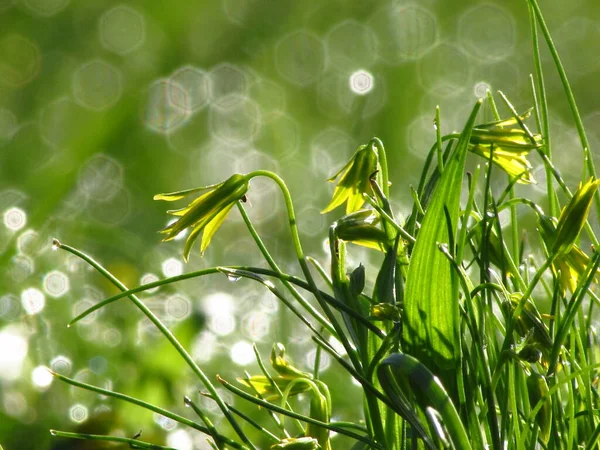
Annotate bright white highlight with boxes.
[230,340,255,366]
[349,70,374,95]
[161,257,183,277]
[167,429,193,450]
[21,287,45,315]
[0,328,28,381]
[32,366,53,389]
[4,207,27,231]
[473,81,491,99]
[69,404,88,423]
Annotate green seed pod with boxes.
[527,372,552,444]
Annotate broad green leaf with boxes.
[377,353,472,450]
[403,100,482,373]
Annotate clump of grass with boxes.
[50,1,600,448]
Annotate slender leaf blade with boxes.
[403,100,482,371]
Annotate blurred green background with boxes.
[1,0,599,448]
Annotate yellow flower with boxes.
[154,174,249,261]
[469,109,542,184]
[322,143,378,214]
[538,209,599,295]
[239,343,312,401]
[270,343,313,379]
[238,375,312,402]
[552,177,600,256]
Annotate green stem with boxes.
[217,376,382,449]
[49,370,244,449]
[49,430,177,450]
[371,137,390,199]
[527,2,555,217]
[492,255,556,389]
[53,240,254,450]
[527,0,600,219]
[236,202,336,337]
[435,105,444,173]
[247,170,363,371]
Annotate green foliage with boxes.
[49,1,600,448]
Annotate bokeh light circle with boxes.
[43,270,70,298]
[3,207,26,231]
[349,70,374,95]
[21,288,45,315]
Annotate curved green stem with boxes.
[371,137,390,199]
[53,240,254,450]
[492,255,556,390]
[49,370,244,449]
[236,202,336,337]
[49,430,177,450]
[246,170,363,371]
[217,376,382,449]
[528,0,600,220]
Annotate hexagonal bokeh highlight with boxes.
[169,65,210,113]
[77,153,123,202]
[40,97,85,149]
[22,0,69,17]
[69,403,88,423]
[369,4,438,63]
[143,79,191,133]
[50,355,73,375]
[250,78,285,113]
[72,59,122,111]
[458,3,516,63]
[349,70,374,95]
[310,127,354,180]
[43,270,70,298]
[326,20,378,71]
[209,94,261,146]
[209,63,249,106]
[4,207,26,231]
[275,30,326,87]
[418,43,471,98]
[99,5,145,55]
[165,294,191,321]
[254,112,300,162]
[0,34,41,87]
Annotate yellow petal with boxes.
[345,188,366,214]
[183,223,204,262]
[200,203,235,254]
[321,185,351,214]
[153,185,217,201]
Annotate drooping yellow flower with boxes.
[239,343,312,401]
[552,177,600,256]
[469,109,542,184]
[538,190,600,296]
[154,173,249,261]
[322,143,378,214]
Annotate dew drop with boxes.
[184,396,192,407]
[227,274,241,282]
[50,430,57,436]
